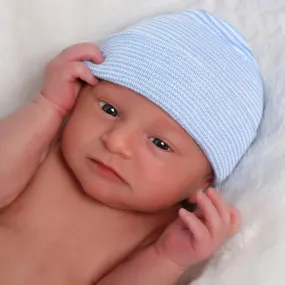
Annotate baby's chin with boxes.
[74,171,130,208]
[77,179,170,213]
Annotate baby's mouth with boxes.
[88,158,127,184]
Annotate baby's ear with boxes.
[201,172,214,192]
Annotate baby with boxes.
[0,9,263,285]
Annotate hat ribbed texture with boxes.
[85,9,264,185]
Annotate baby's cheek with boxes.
[61,120,86,181]
[61,121,78,161]
[138,175,184,209]
[61,125,72,160]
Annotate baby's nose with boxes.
[100,123,140,158]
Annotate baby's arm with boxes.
[0,43,103,208]
[98,245,185,285]
[0,95,64,208]
[98,189,240,285]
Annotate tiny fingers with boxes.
[61,43,104,63]
[206,188,231,225]
[196,188,241,240]
[196,190,220,236]
[206,189,241,236]
[64,62,98,86]
[179,208,209,243]
[178,190,240,261]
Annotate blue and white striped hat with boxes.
[85,9,264,185]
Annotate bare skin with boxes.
[0,147,176,284]
[0,43,240,285]
[0,81,206,284]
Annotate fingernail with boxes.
[207,187,215,193]
[179,208,190,217]
[204,186,212,193]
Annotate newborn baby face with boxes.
[62,80,213,212]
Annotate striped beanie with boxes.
[85,9,264,185]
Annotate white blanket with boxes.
[1,0,285,284]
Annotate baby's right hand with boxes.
[41,43,104,115]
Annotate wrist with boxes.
[150,244,185,281]
[34,92,67,118]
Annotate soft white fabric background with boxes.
[0,0,285,284]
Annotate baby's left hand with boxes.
[154,188,240,270]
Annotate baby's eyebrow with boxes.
[90,86,111,98]
[157,119,188,139]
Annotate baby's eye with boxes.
[99,101,118,117]
[149,138,171,151]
